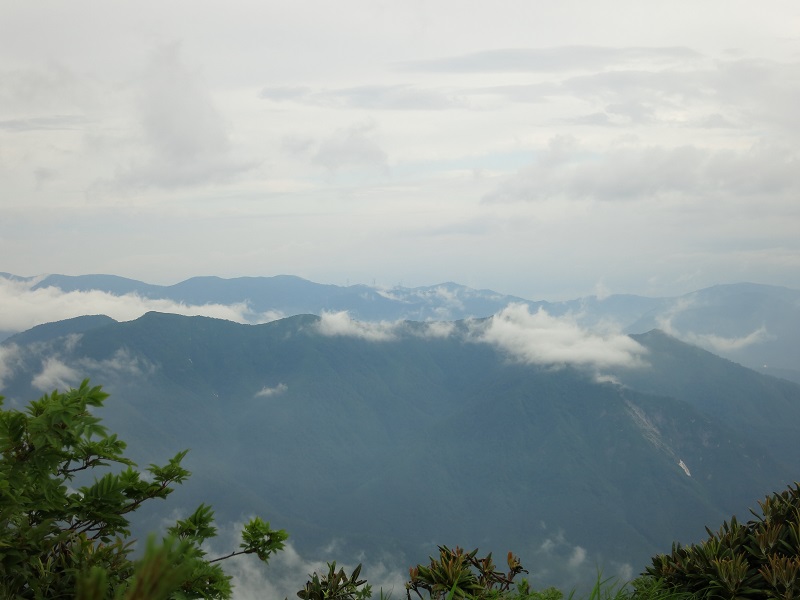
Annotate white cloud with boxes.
[656,299,774,353]
[77,347,156,379]
[255,383,288,398]
[418,321,455,338]
[317,305,647,370]
[0,344,20,391]
[568,546,587,568]
[316,311,398,341]
[683,327,773,354]
[476,304,647,369]
[31,357,80,392]
[0,276,279,334]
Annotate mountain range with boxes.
[1,285,799,591]
[2,273,799,383]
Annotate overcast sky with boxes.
[1,1,799,300]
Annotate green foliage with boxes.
[297,562,372,600]
[0,380,287,599]
[405,546,528,600]
[510,579,565,600]
[638,482,800,599]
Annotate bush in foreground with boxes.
[638,483,800,599]
[0,380,287,599]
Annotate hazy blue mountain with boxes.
[626,283,800,377]
[4,314,117,346]
[1,312,797,589]
[20,273,540,322]
[6,274,797,379]
[31,274,165,297]
[611,330,800,464]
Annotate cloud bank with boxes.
[655,298,774,354]
[477,304,646,369]
[316,304,646,370]
[316,311,399,341]
[0,277,281,335]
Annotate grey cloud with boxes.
[262,84,461,110]
[694,113,737,128]
[0,62,89,114]
[110,43,256,190]
[33,167,57,187]
[401,46,701,73]
[487,57,799,135]
[0,115,88,132]
[484,138,800,203]
[31,358,80,392]
[258,86,313,101]
[281,134,316,156]
[312,121,387,170]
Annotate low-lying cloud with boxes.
[31,357,80,392]
[656,298,774,354]
[477,304,647,369]
[316,311,399,341]
[0,345,21,390]
[0,276,281,335]
[316,304,646,370]
[255,383,288,398]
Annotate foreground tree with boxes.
[0,380,287,599]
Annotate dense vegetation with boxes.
[640,484,800,598]
[0,381,287,599]
[2,381,799,599]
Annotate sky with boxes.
[1,1,799,301]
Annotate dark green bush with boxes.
[638,482,800,599]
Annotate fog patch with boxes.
[255,383,288,398]
[316,311,398,341]
[0,344,21,391]
[312,121,388,171]
[32,358,81,392]
[77,348,157,379]
[476,304,647,369]
[418,321,456,339]
[656,298,774,353]
[683,327,773,353]
[568,546,587,568]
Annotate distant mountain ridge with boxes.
[1,310,799,589]
[2,273,799,380]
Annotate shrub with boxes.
[405,545,528,600]
[638,482,800,599]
